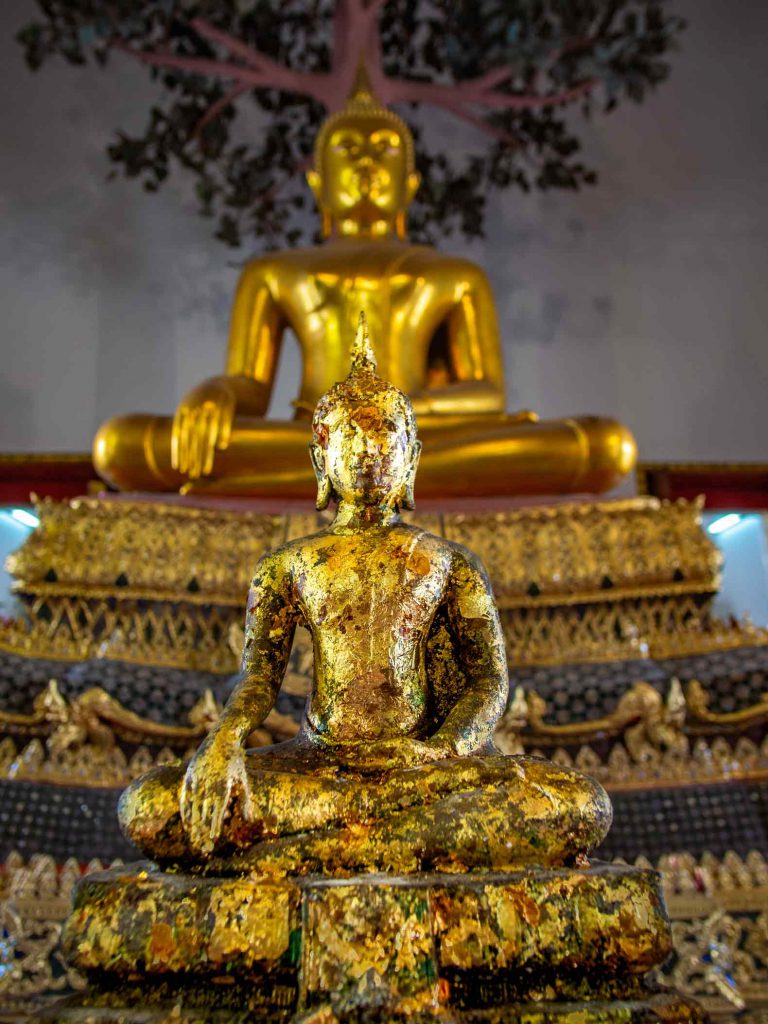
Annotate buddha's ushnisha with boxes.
[120,313,612,875]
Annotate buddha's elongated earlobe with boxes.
[309,443,332,510]
[401,440,421,510]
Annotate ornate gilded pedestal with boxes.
[46,862,701,1022]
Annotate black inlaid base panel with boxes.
[0,780,132,862]
[597,779,768,861]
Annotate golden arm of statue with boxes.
[179,551,296,853]
[430,551,510,756]
[171,264,286,479]
[411,268,508,418]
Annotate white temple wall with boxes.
[0,0,766,465]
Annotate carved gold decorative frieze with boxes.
[441,496,721,605]
[2,678,768,791]
[8,495,720,608]
[0,494,762,670]
[7,497,285,606]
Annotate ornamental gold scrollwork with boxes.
[2,679,768,791]
[0,679,219,750]
[501,679,688,759]
[7,495,720,610]
[3,590,766,674]
[498,679,688,760]
[687,679,768,731]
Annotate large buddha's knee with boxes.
[573,415,637,493]
[118,764,186,858]
[93,414,176,491]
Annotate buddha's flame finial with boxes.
[348,57,376,107]
[351,310,377,374]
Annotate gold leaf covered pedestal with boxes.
[51,862,700,1022]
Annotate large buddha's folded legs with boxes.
[120,748,611,875]
[93,414,183,491]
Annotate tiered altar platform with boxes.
[0,493,767,1019]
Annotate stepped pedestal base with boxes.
[44,990,706,1023]
[51,861,707,1022]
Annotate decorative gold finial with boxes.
[348,57,376,107]
[350,310,377,374]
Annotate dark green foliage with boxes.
[17,0,684,248]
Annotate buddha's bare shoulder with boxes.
[380,524,492,580]
[396,245,491,284]
[248,525,489,586]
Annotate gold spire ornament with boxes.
[349,308,377,372]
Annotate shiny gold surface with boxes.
[117,315,610,871]
[4,490,745,672]
[92,75,635,499]
[61,863,670,988]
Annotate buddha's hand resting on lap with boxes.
[180,731,251,855]
[339,736,456,772]
[171,375,269,479]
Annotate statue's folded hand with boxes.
[180,733,251,855]
[341,735,456,772]
[171,375,269,479]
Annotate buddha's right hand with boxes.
[171,375,269,479]
[180,731,251,855]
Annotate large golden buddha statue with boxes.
[93,72,636,499]
[118,314,611,872]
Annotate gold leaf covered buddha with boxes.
[57,317,704,1024]
[118,313,612,874]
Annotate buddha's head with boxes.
[310,312,421,510]
[307,66,421,239]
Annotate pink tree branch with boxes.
[113,6,598,149]
[386,74,595,111]
[111,36,337,109]
[194,82,249,137]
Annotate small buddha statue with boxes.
[119,314,611,875]
[93,69,636,500]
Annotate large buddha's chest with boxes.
[283,265,436,391]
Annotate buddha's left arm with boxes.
[434,550,509,755]
[420,267,506,416]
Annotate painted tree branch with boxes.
[114,10,597,135]
[19,0,685,248]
